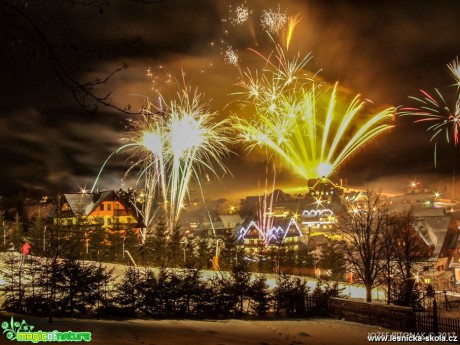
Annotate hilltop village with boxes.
[2,177,459,294]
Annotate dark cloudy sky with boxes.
[1,0,460,200]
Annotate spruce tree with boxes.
[114,266,141,316]
[166,224,182,267]
[250,274,271,316]
[230,258,252,316]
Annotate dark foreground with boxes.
[0,313,448,345]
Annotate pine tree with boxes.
[84,261,113,315]
[123,223,141,263]
[0,252,26,312]
[318,240,347,282]
[175,268,203,317]
[230,258,252,316]
[23,256,48,315]
[136,268,160,316]
[114,266,141,316]
[166,224,182,267]
[28,216,45,256]
[11,212,25,251]
[297,242,315,275]
[250,274,271,316]
[273,274,309,316]
[88,223,107,261]
[150,218,167,266]
[0,211,8,251]
[220,230,237,270]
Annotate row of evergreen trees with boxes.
[1,214,345,278]
[0,253,340,319]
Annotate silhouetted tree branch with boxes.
[0,0,162,114]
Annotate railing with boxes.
[329,298,415,331]
[329,297,460,341]
[415,313,460,336]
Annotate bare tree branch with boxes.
[0,0,162,115]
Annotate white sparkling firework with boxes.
[447,57,460,87]
[233,5,250,25]
[261,7,287,34]
[92,86,231,240]
[225,46,239,66]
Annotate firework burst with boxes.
[224,46,239,66]
[232,44,394,180]
[448,57,460,87]
[261,6,288,35]
[230,3,251,26]
[93,86,231,239]
[400,57,460,164]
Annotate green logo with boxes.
[2,317,92,343]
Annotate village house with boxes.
[56,190,143,233]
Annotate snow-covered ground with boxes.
[0,314,446,345]
[0,252,385,300]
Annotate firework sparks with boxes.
[261,6,287,35]
[231,4,250,25]
[93,86,231,239]
[232,44,394,180]
[224,46,239,66]
[400,57,460,161]
[448,57,460,87]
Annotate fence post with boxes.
[433,297,439,335]
[409,311,416,332]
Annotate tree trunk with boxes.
[366,285,372,302]
[386,278,391,305]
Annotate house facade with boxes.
[56,190,143,233]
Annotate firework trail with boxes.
[286,14,301,51]
[257,166,277,244]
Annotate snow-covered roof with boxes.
[218,214,243,228]
[63,193,94,216]
[413,215,452,257]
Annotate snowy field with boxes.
[0,314,447,345]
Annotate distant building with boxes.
[300,208,336,238]
[236,216,302,254]
[195,214,243,238]
[55,190,143,233]
[404,207,460,290]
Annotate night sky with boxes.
[1,0,460,201]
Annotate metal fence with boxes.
[329,297,460,340]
